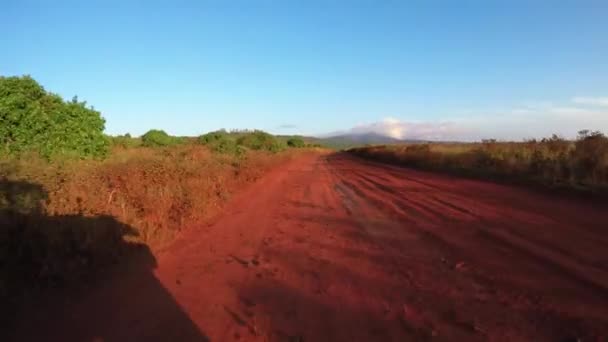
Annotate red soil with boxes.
[13,153,608,341]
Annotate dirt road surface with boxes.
[14,153,608,341]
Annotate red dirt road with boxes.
[14,153,608,341]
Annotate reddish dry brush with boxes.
[4,145,293,248]
[349,131,608,192]
[0,145,296,309]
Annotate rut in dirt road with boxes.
[13,152,608,341]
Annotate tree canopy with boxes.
[0,75,108,158]
[141,129,176,147]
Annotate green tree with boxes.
[198,129,230,145]
[0,75,108,158]
[141,129,174,147]
[236,130,283,152]
[199,130,245,155]
[287,137,305,148]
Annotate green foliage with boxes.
[236,130,284,152]
[0,75,109,159]
[287,137,305,148]
[199,130,284,154]
[199,129,230,144]
[213,139,243,155]
[109,133,141,149]
[141,129,176,147]
[198,130,241,155]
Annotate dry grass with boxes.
[350,132,608,193]
[0,144,298,310]
[2,145,295,247]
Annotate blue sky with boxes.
[3,1,608,140]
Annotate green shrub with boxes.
[199,129,230,144]
[236,130,284,152]
[209,137,240,155]
[141,129,175,147]
[0,75,109,159]
[216,139,245,155]
[199,130,285,154]
[199,130,242,155]
[287,137,305,148]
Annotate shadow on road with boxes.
[1,179,208,341]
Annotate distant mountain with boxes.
[312,132,419,149]
[326,132,401,144]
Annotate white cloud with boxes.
[346,117,469,141]
[572,97,608,106]
[334,97,608,141]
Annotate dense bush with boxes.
[199,130,284,154]
[236,130,284,152]
[287,137,305,148]
[198,129,230,144]
[0,75,109,159]
[198,130,241,155]
[350,131,608,191]
[141,129,176,147]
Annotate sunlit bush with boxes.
[141,129,176,147]
[236,130,284,152]
[0,75,109,159]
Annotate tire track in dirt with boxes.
[334,154,608,288]
[326,153,608,341]
[328,159,492,340]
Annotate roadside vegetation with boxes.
[198,129,318,154]
[0,75,109,159]
[349,131,608,193]
[0,75,309,318]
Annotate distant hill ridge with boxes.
[309,132,425,149]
